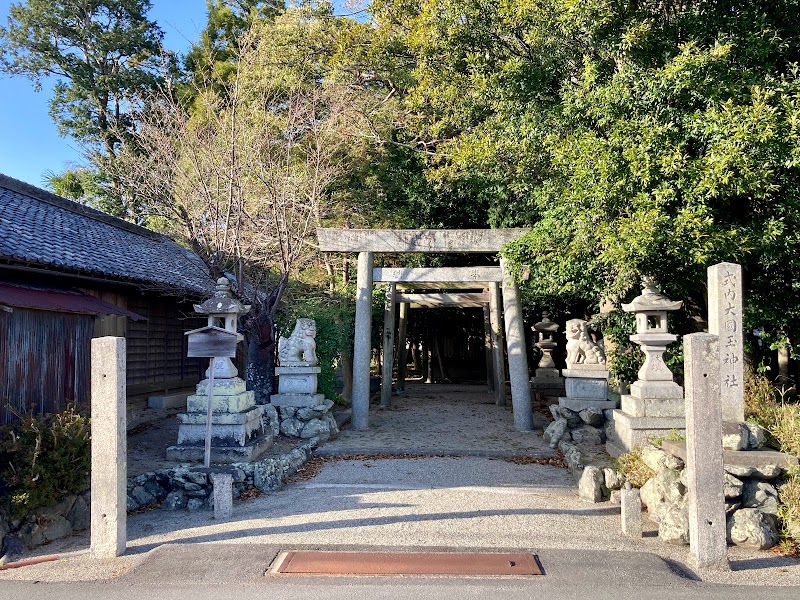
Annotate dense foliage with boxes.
[0,405,91,519]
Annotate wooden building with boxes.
[0,174,215,424]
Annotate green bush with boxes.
[0,404,90,519]
[614,447,655,489]
[745,369,800,550]
[278,294,355,402]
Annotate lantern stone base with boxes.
[530,368,565,397]
[168,376,273,464]
[269,393,325,408]
[605,410,686,457]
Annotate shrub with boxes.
[0,404,90,519]
[614,447,655,488]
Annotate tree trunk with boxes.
[245,308,276,405]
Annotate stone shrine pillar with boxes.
[530,312,565,398]
[708,263,744,423]
[381,283,396,408]
[500,259,534,432]
[607,278,684,456]
[351,251,374,429]
[489,282,507,406]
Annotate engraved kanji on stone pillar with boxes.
[708,263,744,423]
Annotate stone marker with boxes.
[90,336,126,558]
[489,282,507,407]
[621,482,643,538]
[708,263,744,423]
[684,333,729,571]
[211,473,233,520]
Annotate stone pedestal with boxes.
[531,367,566,398]
[270,365,339,441]
[558,367,616,412]
[167,377,273,463]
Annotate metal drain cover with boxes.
[271,550,542,575]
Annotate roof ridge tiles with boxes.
[0,172,159,240]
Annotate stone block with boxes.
[277,373,318,395]
[606,410,686,454]
[534,368,561,379]
[629,380,683,399]
[578,466,605,503]
[708,263,744,423]
[166,435,273,464]
[562,368,609,379]
[176,406,265,447]
[727,508,779,549]
[721,422,748,451]
[565,376,608,399]
[187,390,255,414]
[270,393,325,408]
[621,394,684,418]
[661,440,798,471]
[211,473,233,520]
[148,392,190,409]
[196,377,246,396]
[621,486,642,538]
[558,398,617,412]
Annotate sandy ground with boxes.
[1,381,798,588]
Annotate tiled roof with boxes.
[0,174,214,295]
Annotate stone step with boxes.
[662,440,798,470]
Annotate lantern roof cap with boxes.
[533,311,560,333]
[193,277,251,315]
[621,276,683,313]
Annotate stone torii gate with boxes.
[317,228,534,432]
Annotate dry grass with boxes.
[614,447,655,488]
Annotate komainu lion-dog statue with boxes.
[278,318,318,366]
[565,318,606,367]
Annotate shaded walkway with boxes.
[321,382,554,457]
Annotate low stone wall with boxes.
[543,404,609,449]
[1,439,317,555]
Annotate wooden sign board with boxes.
[185,326,238,358]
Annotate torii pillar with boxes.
[318,229,532,431]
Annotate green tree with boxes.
[0,0,171,216]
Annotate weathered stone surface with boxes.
[565,377,608,400]
[318,228,529,253]
[571,425,605,445]
[186,498,205,511]
[300,418,331,440]
[609,489,622,504]
[161,491,187,511]
[725,502,742,517]
[66,495,90,531]
[640,468,686,522]
[604,468,625,491]
[544,418,569,448]
[374,266,504,283]
[262,404,280,438]
[659,499,690,545]
[724,473,744,499]
[721,422,749,451]
[280,418,302,437]
[130,486,155,507]
[211,473,233,521]
[727,508,779,549]
[662,440,797,472]
[578,466,605,503]
[549,404,560,420]
[745,423,766,450]
[580,408,605,426]
[558,407,583,428]
[43,516,73,542]
[742,481,779,516]
[708,263,744,423]
[621,485,643,538]
[18,522,44,549]
[558,441,583,475]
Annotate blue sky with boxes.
[0,1,211,187]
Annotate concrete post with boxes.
[707,263,743,422]
[351,251,374,430]
[90,336,126,558]
[381,283,396,408]
[396,302,409,393]
[500,259,534,431]
[684,333,729,571]
[489,282,507,406]
[483,303,495,392]
[211,473,233,520]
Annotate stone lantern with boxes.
[621,276,683,395]
[606,277,686,456]
[167,277,273,464]
[192,277,250,379]
[530,312,566,398]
